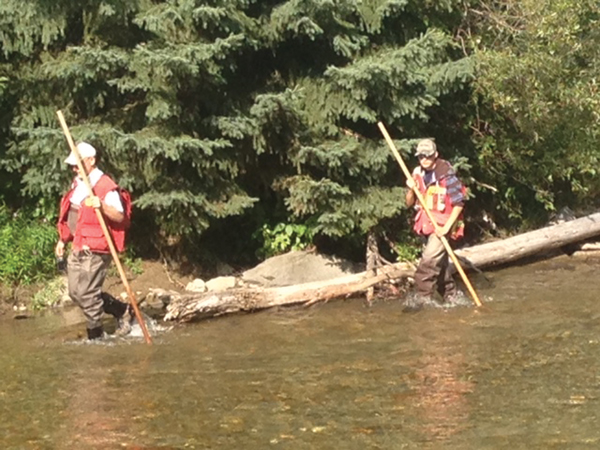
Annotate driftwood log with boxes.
[455,212,600,269]
[164,262,414,322]
[163,212,600,322]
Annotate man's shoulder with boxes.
[435,159,458,179]
[97,173,120,191]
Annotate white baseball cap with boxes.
[65,142,96,165]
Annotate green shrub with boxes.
[0,205,57,285]
[122,252,144,276]
[392,229,422,263]
[31,277,65,310]
[255,222,315,258]
[107,250,144,278]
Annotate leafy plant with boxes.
[0,204,57,285]
[391,229,423,263]
[468,0,600,224]
[104,245,144,279]
[122,252,144,276]
[256,222,316,258]
[0,76,7,94]
[31,277,66,310]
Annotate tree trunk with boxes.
[455,212,600,269]
[164,262,414,322]
[365,230,378,306]
[162,212,600,322]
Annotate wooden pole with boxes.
[56,110,153,343]
[377,122,482,307]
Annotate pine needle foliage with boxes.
[0,0,473,260]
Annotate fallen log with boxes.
[455,212,600,269]
[163,211,600,322]
[164,262,414,322]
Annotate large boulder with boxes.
[241,250,363,287]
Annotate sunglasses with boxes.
[417,153,435,160]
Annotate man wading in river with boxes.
[404,139,467,310]
[55,142,134,340]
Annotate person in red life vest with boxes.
[404,139,467,309]
[55,142,133,340]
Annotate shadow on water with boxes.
[2,254,600,448]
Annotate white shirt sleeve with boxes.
[104,190,124,213]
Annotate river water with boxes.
[2,254,600,449]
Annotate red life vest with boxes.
[57,174,128,253]
[412,164,465,240]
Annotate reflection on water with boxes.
[2,254,600,448]
[413,347,472,442]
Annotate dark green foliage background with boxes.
[1,0,598,283]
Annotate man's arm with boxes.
[405,187,416,208]
[88,191,125,223]
[405,174,417,208]
[99,200,125,223]
[437,171,465,237]
[437,205,463,237]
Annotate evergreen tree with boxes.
[0,0,473,262]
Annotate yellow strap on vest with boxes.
[424,185,447,211]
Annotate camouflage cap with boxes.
[415,139,437,157]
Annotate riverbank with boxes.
[0,259,196,316]
[3,241,600,319]
[0,251,360,316]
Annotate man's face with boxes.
[71,156,96,178]
[418,152,438,170]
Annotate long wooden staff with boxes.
[57,110,153,343]
[377,122,482,307]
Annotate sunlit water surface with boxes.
[2,254,600,449]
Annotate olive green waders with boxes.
[414,234,458,301]
[67,251,129,339]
